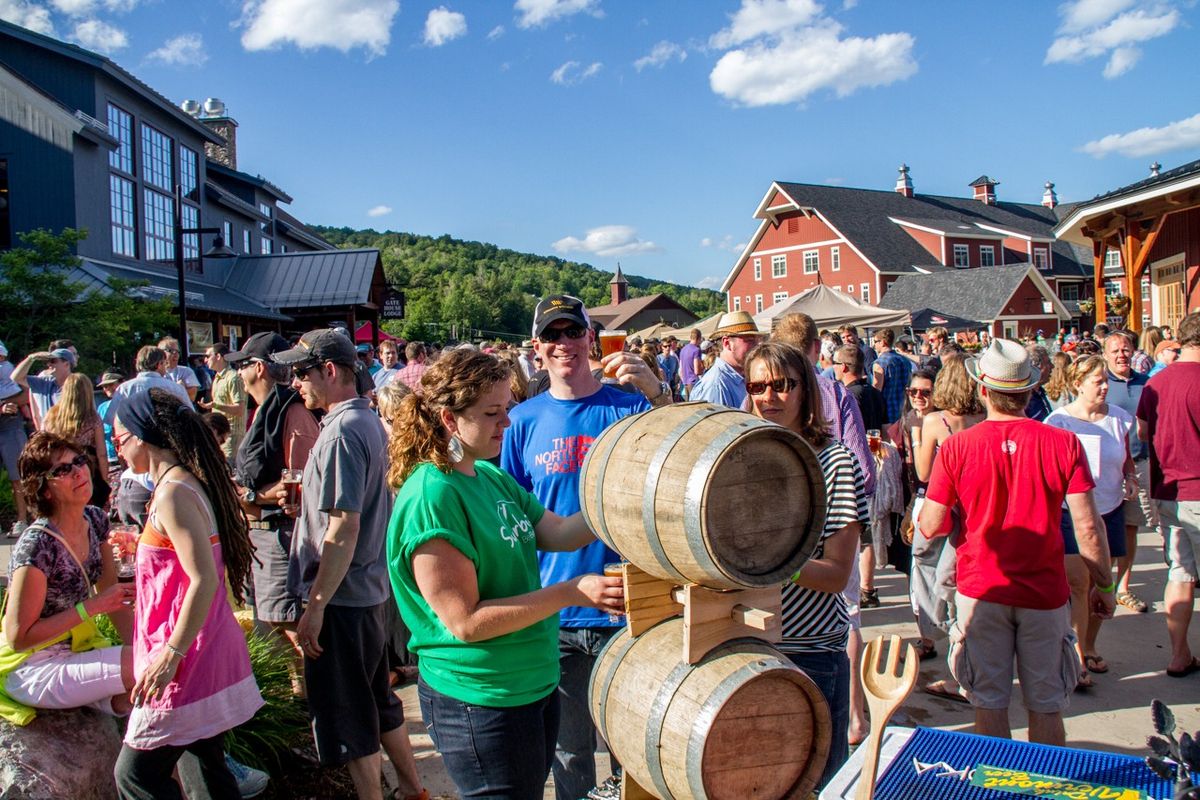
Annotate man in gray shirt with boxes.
[273,328,425,800]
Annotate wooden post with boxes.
[621,770,659,800]
[674,584,782,664]
[1093,239,1106,326]
[623,564,682,637]
[1124,222,1143,332]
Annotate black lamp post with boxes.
[174,184,235,354]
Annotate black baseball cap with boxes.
[226,332,291,365]
[532,295,590,337]
[271,329,359,369]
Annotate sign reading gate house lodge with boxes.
[383,289,406,321]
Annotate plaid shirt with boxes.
[395,361,427,391]
[873,350,912,424]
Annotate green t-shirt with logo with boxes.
[388,460,555,707]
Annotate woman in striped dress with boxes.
[745,342,869,789]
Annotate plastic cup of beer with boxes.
[281,468,302,507]
[603,562,626,623]
[867,429,882,457]
[111,524,139,582]
[599,330,627,378]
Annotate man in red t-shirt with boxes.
[920,339,1115,746]
[1137,311,1200,677]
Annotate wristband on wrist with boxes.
[164,642,186,659]
[75,601,90,622]
[1097,580,1117,594]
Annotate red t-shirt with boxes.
[926,418,1094,609]
[1137,361,1200,502]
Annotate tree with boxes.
[0,228,176,377]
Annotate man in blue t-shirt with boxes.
[502,294,670,800]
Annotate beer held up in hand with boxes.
[599,330,627,378]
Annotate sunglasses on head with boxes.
[537,324,588,344]
[907,388,932,398]
[47,453,89,479]
[746,377,799,396]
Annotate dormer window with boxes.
[953,244,969,268]
[980,245,995,267]
[1034,248,1049,270]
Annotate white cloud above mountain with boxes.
[553,225,660,258]
[1045,1,1179,79]
[367,205,393,217]
[146,33,207,66]
[240,0,399,56]
[424,6,466,47]
[550,59,601,85]
[634,41,686,71]
[1081,112,1200,158]
[708,0,916,107]
[514,0,601,29]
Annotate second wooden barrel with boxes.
[579,402,826,589]
[590,617,831,800]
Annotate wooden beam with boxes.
[1093,239,1106,325]
[1125,213,1168,333]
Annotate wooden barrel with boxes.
[579,402,826,589]
[590,618,831,800]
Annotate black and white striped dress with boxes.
[778,441,870,655]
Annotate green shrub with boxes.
[224,630,308,773]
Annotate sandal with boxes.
[1117,591,1149,613]
[1084,654,1108,674]
[915,641,938,661]
[923,680,969,704]
[1076,671,1093,691]
[860,589,880,609]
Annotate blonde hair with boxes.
[42,373,100,442]
[1139,326,1163,356]
[387,350,510,488]
[495,350,529,403]
[931,353,982,415]
[1067,354,1107,390]
[377,381,412,424]
[1044,352,1073,401]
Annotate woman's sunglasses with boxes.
[537,325,588,344]
[907,388,932,398]
[46,453,89,479]
[746,377,799,396]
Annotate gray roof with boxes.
[225,249,382,308]
[772,181,1089,278]
[879,263,1051,322]
[1086,157,1200,205]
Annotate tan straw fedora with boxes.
[711,311,763,338]
[966,338,1041,392]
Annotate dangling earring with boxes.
[447,434,464,464]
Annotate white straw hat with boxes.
[966,338,1040,392]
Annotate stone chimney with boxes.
[609,264,628,305]
[969,175,999,205]
[895,163,913,198]
[1150,161,1161,178]
[1042,181,1058,209]
[192,98,238,170]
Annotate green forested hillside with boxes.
[310,226,724,341]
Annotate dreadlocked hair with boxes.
[387,349,511,489]
[140,389,254,604]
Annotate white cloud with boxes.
[240,0,399,56]
[146,33,207,66]
[514,0,601,29]
[1045,3,1179,79]
[700,234,747,253]
[1081,112,1200,158]
[0,0,55,34]
[695,275,723,289]
[709,11,917,107]
[424,6,466,46]
[72,18,127,52]
[550,59,602,85]
[553,225,660,258]
[487,24,504,39]
[367,205,393,217]
[634,40,686,71]
[50,0,139,14]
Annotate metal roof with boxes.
[225,249,382,308]
[879,263,1068,323]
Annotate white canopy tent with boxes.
[753,284,911,332]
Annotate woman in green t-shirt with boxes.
[386,349,623,800]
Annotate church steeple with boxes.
[610,263,628,305]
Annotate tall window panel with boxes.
[242,229,251,254]
[222,220,232,247]
[144,188,174,261]
[110,175,136,257]
[107,104,133,174]
[261,237,273,255]
[141,124,173,192]
[180,146,199,202]
[182,204,200,270]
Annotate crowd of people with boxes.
[0,300,1196,800]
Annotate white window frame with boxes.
[1104,249,1121,269]
[803,250,819,274]
[831,245,840,272]
[1034,248,1049,270]
[753,258,761,280]
[847,284,855,293]
[980,245,995,267]
[771,254,787,278]
[860,283,871,303]
[772,291,788,306]
[953,243,970,268]
[733,296,741,311]
[755,294,763,313]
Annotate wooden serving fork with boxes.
[855,634,919,800]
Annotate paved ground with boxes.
[7,531,1200,799]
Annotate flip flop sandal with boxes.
[1084,654,1109,674]
[1117,591,1149,613]
[1167,658,1200,678]
[1076,672,1094,691]
[923,680,969,704]
[915,641,938,661]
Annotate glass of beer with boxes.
[599,330,627,378]
[111,524,139,582]
[280,468,303,506]
[603,562,626,623]
[867,429,882,457]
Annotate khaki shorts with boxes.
[1161,500,1200,583]
[1123,459,1160,531]
[948,595,1078,714]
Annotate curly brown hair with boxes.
[1044,352,1073,402]
[18,431,86,518]
[387,349,511,488]
[931,353,982,415]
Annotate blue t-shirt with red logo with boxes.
[501,385,649,627]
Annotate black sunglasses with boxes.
[907,388,932,398]
[292,363,322,380]
[746,377,800,396]
[537,324,588,344]
[47,453,89,479]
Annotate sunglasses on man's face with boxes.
[47,453,90,479]
[537,324,588,344]
[907,388,932,398]
[746,377,800,396]
[292,363,322,381]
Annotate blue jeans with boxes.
[418,678,559,800]
[555,626,621,800]
[784,649,850,790]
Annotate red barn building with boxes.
[721,167,1091,333]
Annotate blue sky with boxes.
[4,0,1199,289]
